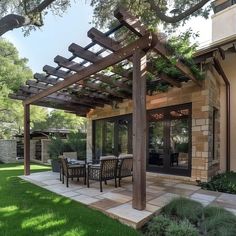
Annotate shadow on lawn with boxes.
[0,164,139,236]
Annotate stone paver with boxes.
[107,203,152,224]
[20,171,236,228]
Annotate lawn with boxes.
[0,163,140,236]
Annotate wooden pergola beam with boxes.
[43,65,72,79]
[69,43,102,63]
[114,7,201,87]
[21,85,95,108]
[24,33,156,105]
[11,92,90,113]
[54,55,84,71]
[34,73,113,105]
[88,27,181,88]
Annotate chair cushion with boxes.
[100,155,117,160]
[118,154,133,159]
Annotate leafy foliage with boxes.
[145,215,172,236]
[0,39,48,138]
[199,172,236,194]
[67,131,86,159]
[162,197,203,224]
[48,135,65,159]
[33,110,86,132]
[0,0,72,35]
[202,206,236,236]
[165,219,198,236]
[144,198,236,236]
[91,0,211,29]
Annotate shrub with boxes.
[145,215,172,236]
[48,136,65,159]
[199,172,236,194]
[165,219,198,236]
[162,197,203,224]
[201,206,236,236]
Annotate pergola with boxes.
[11,8,201,210]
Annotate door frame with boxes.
[147,103,192,176]
[92,114,132,160]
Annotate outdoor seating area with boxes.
[60,154,133,192]
[20,170,236,229]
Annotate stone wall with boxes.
[0,140,17,163]
[87,72,221,182]
[41,139,51,163]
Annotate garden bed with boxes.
[142,197,236,236]
[199,172,236,194]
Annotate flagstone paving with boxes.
[20,171,236,229]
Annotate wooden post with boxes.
[24,104,30,175]
[132,49,147,210]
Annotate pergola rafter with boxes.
[10,8,202,211]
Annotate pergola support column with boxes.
[132,49,147,210]
[24,104,30,175]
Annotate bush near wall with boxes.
[199,172,236,194]
[143,197,236,236]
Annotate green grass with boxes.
[0,163,140,236]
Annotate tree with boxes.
[0,38,48,138]
[0,0,72,36]
[32,110,87,132]
[0,0,213,37]
[91,0,212,29]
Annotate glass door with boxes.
[93,115,132,160]
[147,104,192,176]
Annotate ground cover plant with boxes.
[199,171,236,194]
[143,197,236,236]
[0,163,140,236]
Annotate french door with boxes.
[147,104,192,176]
[93,115,132,160]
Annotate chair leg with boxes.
[60,167,61,181]
[115,178,117,188]
[104,179,107,185]
[100,180,103,192]
[66,177,69,187]
[119,178,121,187]
[62,174,64,184]
[77,177,80,182]
[84,174,86,185]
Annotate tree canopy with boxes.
[0,39,86,139]
[0,0,213,36]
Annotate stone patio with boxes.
[20,171,236,229]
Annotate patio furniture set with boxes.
[60,154,133,192]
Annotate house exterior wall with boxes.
[219,53,236,171]
[212,3,236,42]
[87,72,221,182]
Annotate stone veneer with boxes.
[0,140,17,163]
[87,70,221,182]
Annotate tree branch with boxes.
[147,0,211,23]
[0,0,57,36]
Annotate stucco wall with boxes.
[220,53,236,171]
[87,75,221,182]
[212,4,236,42]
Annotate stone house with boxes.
[85,0,236,182]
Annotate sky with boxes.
[4,2,212,73]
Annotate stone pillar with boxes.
[86,118,93,162]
